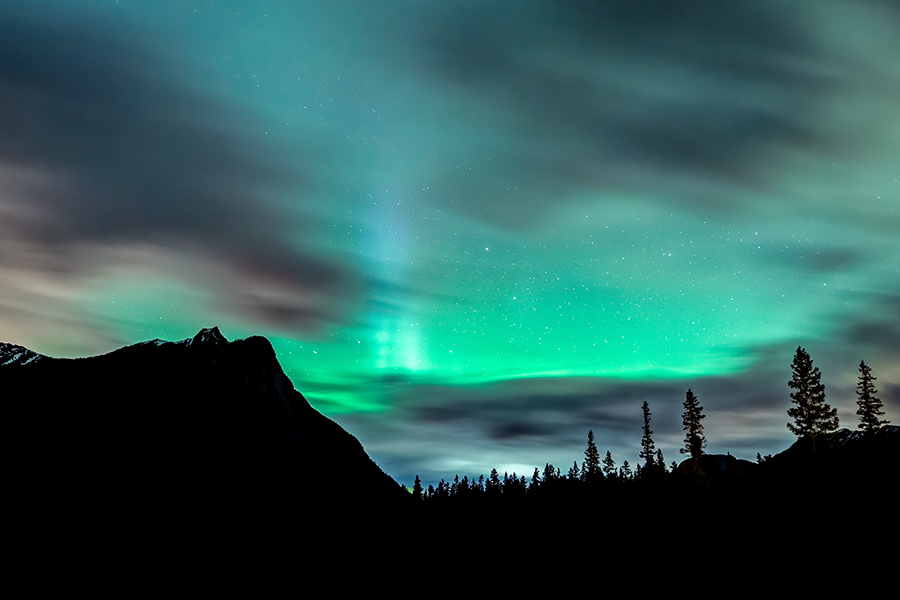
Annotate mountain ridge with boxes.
[0,325,231,363]
[3,327,407,556]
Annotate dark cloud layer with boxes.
[0,7,348,329]
[392,0,840,225]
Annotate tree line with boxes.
[410,347,890,501]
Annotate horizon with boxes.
[1,1,898,488]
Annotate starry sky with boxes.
[2,1,898,487]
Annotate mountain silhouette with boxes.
[5,328,895,566]
[3,327,406,557]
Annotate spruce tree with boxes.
[412,474,423,500]
[787,346,838,447]
[542,463,557,483]
[487,468,501,495]
[583,429,602,480]
[639,401,656,467]
[602,450,616,478]
[530,467,542,491]
[856,360,889,433]
[681,388,707,459]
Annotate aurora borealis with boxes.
[1,1,898,487]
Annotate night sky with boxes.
[2,1,898,487]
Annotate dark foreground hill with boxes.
[3,327,408,559]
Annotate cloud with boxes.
[382,0,851,226]
[349,365,804,484]
[0,7,350,330]
[839,290,900,363]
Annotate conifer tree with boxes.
[856,360,889,433]
[787,346,838,448]
[681,389,707,459]
[583,429,602,480]
[487,468,501,495]
[531,467,542,491]
[412,474,423,500]
[639,401,656,467]
[542,463,557,483]
[602,450,616,477]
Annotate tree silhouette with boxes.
[412,474,423,500]
[655,448,666,473]
[583,429,602,480]
[681,389,707,459]
[639,401,656,467]
[856,360,889,433]
[487,468,501,495]
[530,467,542,491]
[602,450,616,478]
[542,463,557,485]
[787,346,838,448]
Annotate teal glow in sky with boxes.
[1,1,898,485]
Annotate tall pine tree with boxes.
[639,401,656,467]
[681,388,707,459]
[787,346,838,448]
[602,450,616,478]
[583,429,602,480]
[856,360,889,433]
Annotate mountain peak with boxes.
[187,326,227,347]
[6,325,406,553]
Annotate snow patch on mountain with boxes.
[0,342,45,366]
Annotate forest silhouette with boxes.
[402,347,896,561]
